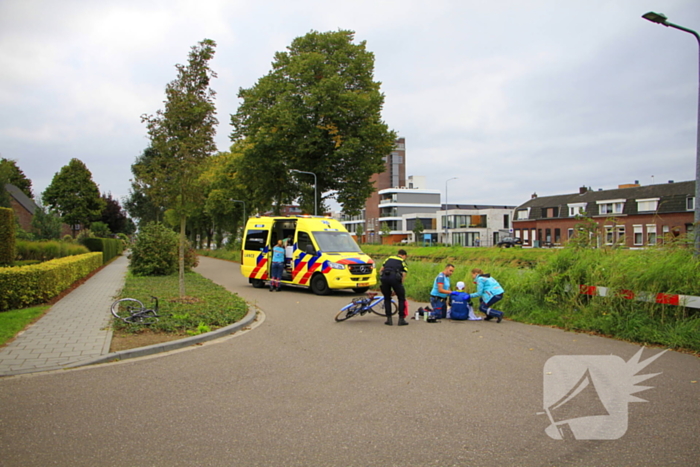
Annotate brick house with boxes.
[4,183,37,231]
[512,181,696,248]
[4,183,73,237]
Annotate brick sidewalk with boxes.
[0,255,128,376]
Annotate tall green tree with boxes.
[125,147,166,227]
[99,192,129,234]
[140,39,218,296]
[0,158,33,199]
[42,158,105,237]
[230,30,396,215]
[31,205,63,240]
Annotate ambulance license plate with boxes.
[358,282,369,287]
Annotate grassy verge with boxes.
[364,243,700,353]
[113,271,249,336]
[197,248,240,263]
[0,306,50,347]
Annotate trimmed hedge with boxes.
[82,237,124,263]
[15,240,89,261]
[0,207,15,266]
[0,252,103,311]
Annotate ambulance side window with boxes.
[244,229,268,251]
[297,232,315,255]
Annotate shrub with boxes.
[130,223,197,276]
[82,237,124,263]
[0,207,15,266]
[0,252,102,311]
[15,240,89,261]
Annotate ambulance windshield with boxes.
[313,231,362,253]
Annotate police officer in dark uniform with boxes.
[379,249,408,326]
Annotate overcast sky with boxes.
[1,0,699,212]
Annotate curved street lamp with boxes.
[642,11,700,256]
[291,169,317,216]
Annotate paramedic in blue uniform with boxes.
[379,249,409,326]
[430,264,455,319]
[471,268,504,322]
[270,240,285,291]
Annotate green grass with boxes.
[0,305,50,347]
[113,271,249,335]
[197,248,240,263]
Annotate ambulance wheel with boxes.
[310,274,331,295]
[251,279,265,288]
[352,287,369,293]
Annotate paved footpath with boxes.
[0,255,128,376]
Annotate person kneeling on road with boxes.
[430,264,454,320]
[379,249,408,326]
[470,268,505,323]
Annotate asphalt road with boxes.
[0,256,698,467]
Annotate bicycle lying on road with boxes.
[335,292,398,322]
[111,296,160,324]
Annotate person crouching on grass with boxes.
[470,268,504,323]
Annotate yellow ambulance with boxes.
[241,216,376,294]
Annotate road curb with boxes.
[66,306,259,369]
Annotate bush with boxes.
[130,222,197,276]
[0,252,102,311]
[82,237,124,263]
[0,207,15,266]
[15,240,89,261]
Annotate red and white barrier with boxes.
[579,285,700,309]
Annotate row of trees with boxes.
[1,157,133,240]
[126,31,397,296]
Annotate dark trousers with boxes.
[380,275,406,318]
[479,293,504,318]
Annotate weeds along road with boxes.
[1,256,698,467]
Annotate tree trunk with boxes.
[179,215,187,297]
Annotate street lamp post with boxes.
[445,177,458,244]
[291,169,318,216]
[643,11,700,256]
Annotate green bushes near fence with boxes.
[0,252,103,311]
[380,245,700,352]
[15,240,90,261]
[82,237,124,263]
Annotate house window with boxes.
[647,224,657,245]
[597,199,625,215]
[688,197,696,211]
[568,203,586,217]
[616,226,625,244]
[545,229,552,243]
[568,228,574,239]
[637,198,659,212]
[633,225,643,245]
[503,214,509,229]
[605,226,614,245]
[554,229,561,243]
[523,229,529,241]
[517,209,530,220]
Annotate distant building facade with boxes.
[512,181,696,248]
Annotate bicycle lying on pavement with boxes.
[111,296,160,324]
[335,292,398,322]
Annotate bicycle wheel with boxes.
[335,302,363,322]
[111,298,145,322]
[126,311,159,325]
[370,298,398,317]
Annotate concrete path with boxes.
[0,255,128,376]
